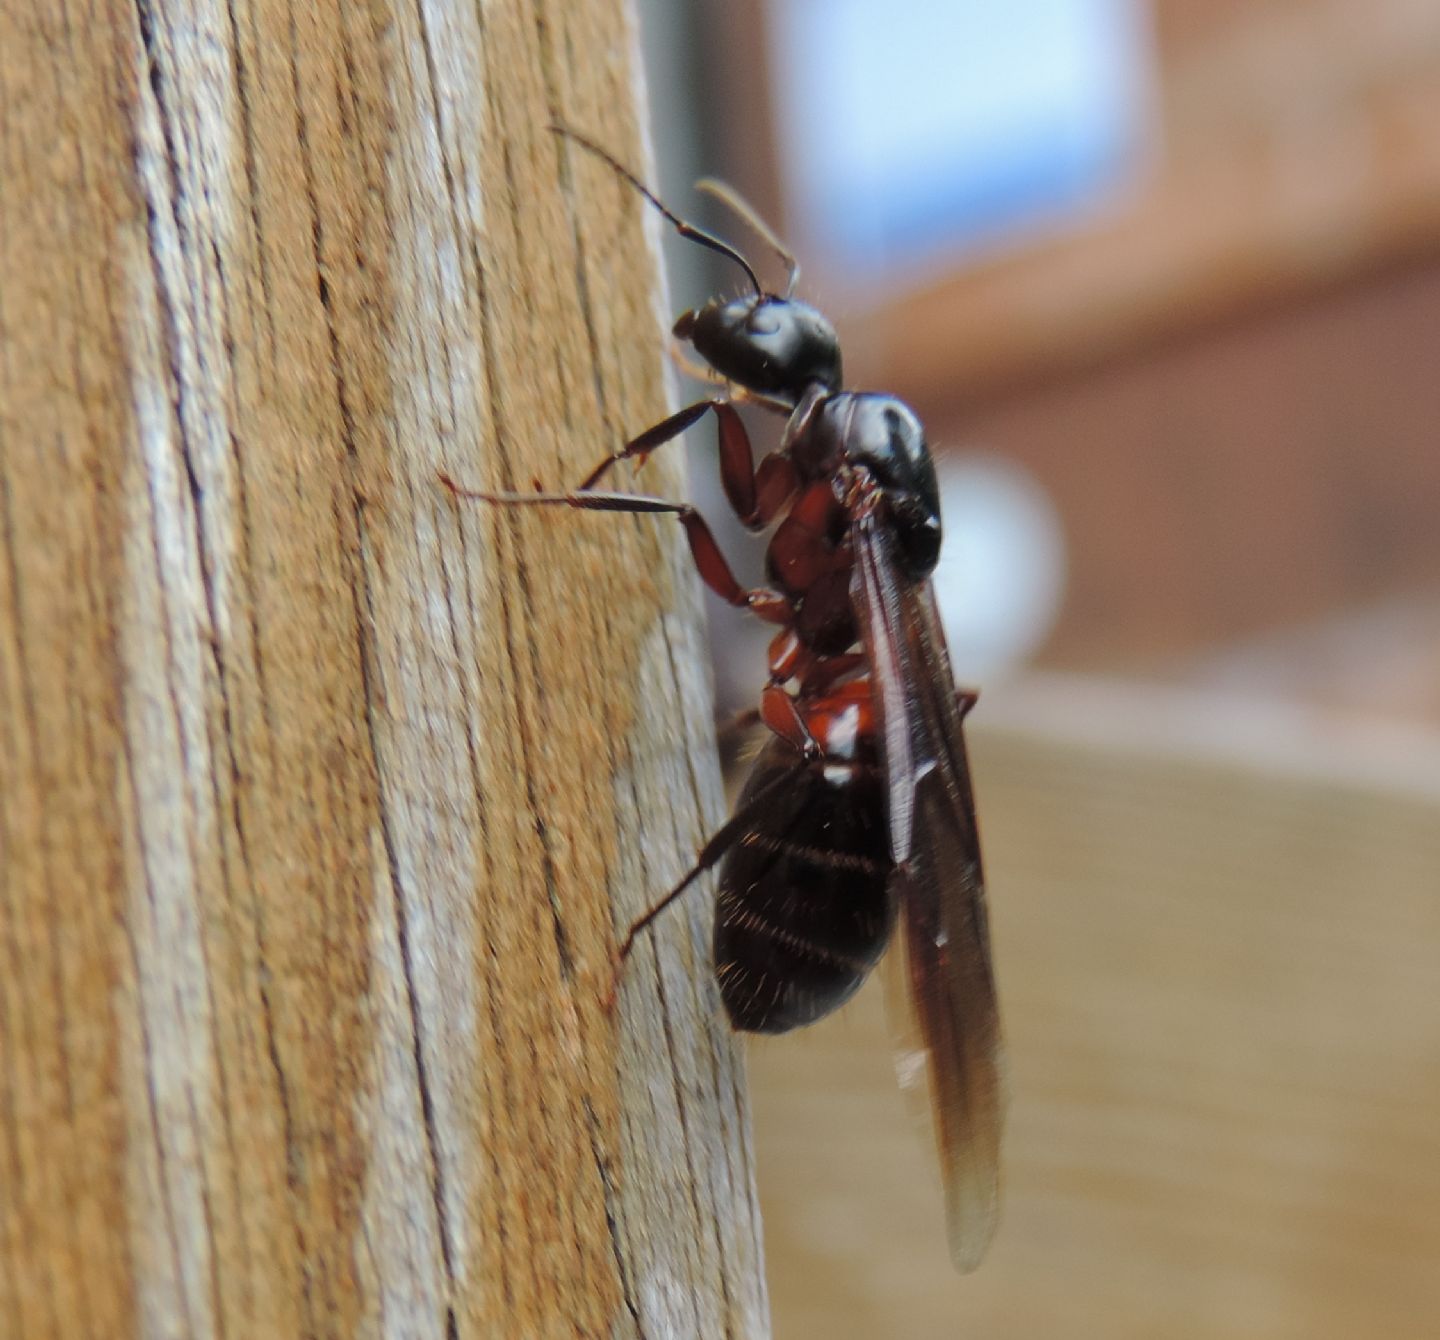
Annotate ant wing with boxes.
[851,506,1006,1273]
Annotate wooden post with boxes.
[0,1,767,1335]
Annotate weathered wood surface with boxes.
[0,1,767,1335]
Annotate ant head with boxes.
[675,295,842,406]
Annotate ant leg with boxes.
[604,755,811,1011]
[576,399,788,531]
[668,340,793,416]
[445,390,794,538]
[577,399,725,490]
[668,341,726,387]
[716,706,762,760]
[799,652,867,695]
[438,479,792,624]
[760,683,819,755]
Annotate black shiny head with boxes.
[546,129,836,403]
[675,296,842,406]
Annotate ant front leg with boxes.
[667,339,794,417]
[577,399,797,532]
[437,478,793,626]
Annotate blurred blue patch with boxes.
[769,0,1153,276]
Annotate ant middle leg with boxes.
[437,478,792,625]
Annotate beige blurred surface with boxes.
[749,675,1440,1339]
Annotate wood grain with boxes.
[0,1,767,1335]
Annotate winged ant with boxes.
[441,127,1005,1271]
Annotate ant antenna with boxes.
[696,178,799,298]
[549,124,765,297]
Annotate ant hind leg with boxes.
[602,756,810,1014]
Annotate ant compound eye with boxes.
[745,304,782,336]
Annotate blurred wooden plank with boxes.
[944,258,1440,674]
[1191,594,1440,724]
[750,675,1440,1338]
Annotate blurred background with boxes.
[635,2,1440,1334]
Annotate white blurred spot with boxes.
[932,454,1066,682]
